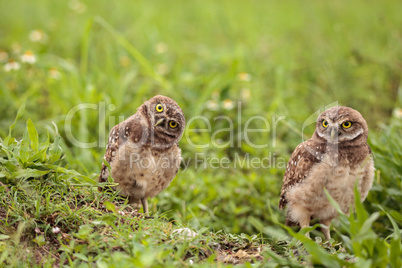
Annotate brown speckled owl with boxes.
[99,95,185,213]
[279,106,374,240]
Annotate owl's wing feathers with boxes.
[279,139,326,209]
[98,123,122,183]
[98,117,146,184]
[359,144,374,201]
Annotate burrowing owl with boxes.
[279,106,374,240]
[99,95,185,213]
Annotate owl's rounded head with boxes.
[140,95,185,147]
[315,106,368,146]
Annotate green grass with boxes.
[0,0,401,266]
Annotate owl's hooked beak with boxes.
[155,118,165,127]
[330,128,337,142]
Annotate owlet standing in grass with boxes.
[279,106,374,240]
[99,95,185,213]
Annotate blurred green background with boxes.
[1,0,401,235]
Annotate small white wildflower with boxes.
[222,99,234,110]
[69,0,87,13]
[206,100,219,111]
[29,30,48,43]
[4,60,20,72]
[155,42,168,54]
[155,63,169,75]
[241,88,251,100]
[238,72,252,82]
[393,108,402,119]
[48,68,62,80]
[21,50,36,64]
[0,50,8,62]
[52,227,60,234]
[189,259,194,265]
[118,210,125,215]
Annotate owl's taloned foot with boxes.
[299,217,311,239]
[141,198,154,218]
[320,219,332,240]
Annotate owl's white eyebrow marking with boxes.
[339,128,364,141]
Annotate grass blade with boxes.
[27,119,39,153]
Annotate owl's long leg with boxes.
[320,218,332,240]
[299,216,311,239]
[141,198,149,214]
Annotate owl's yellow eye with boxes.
[342,121,352,129]
[155,104,163,113]
[322,120,329,128]
[169,121,178,128]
